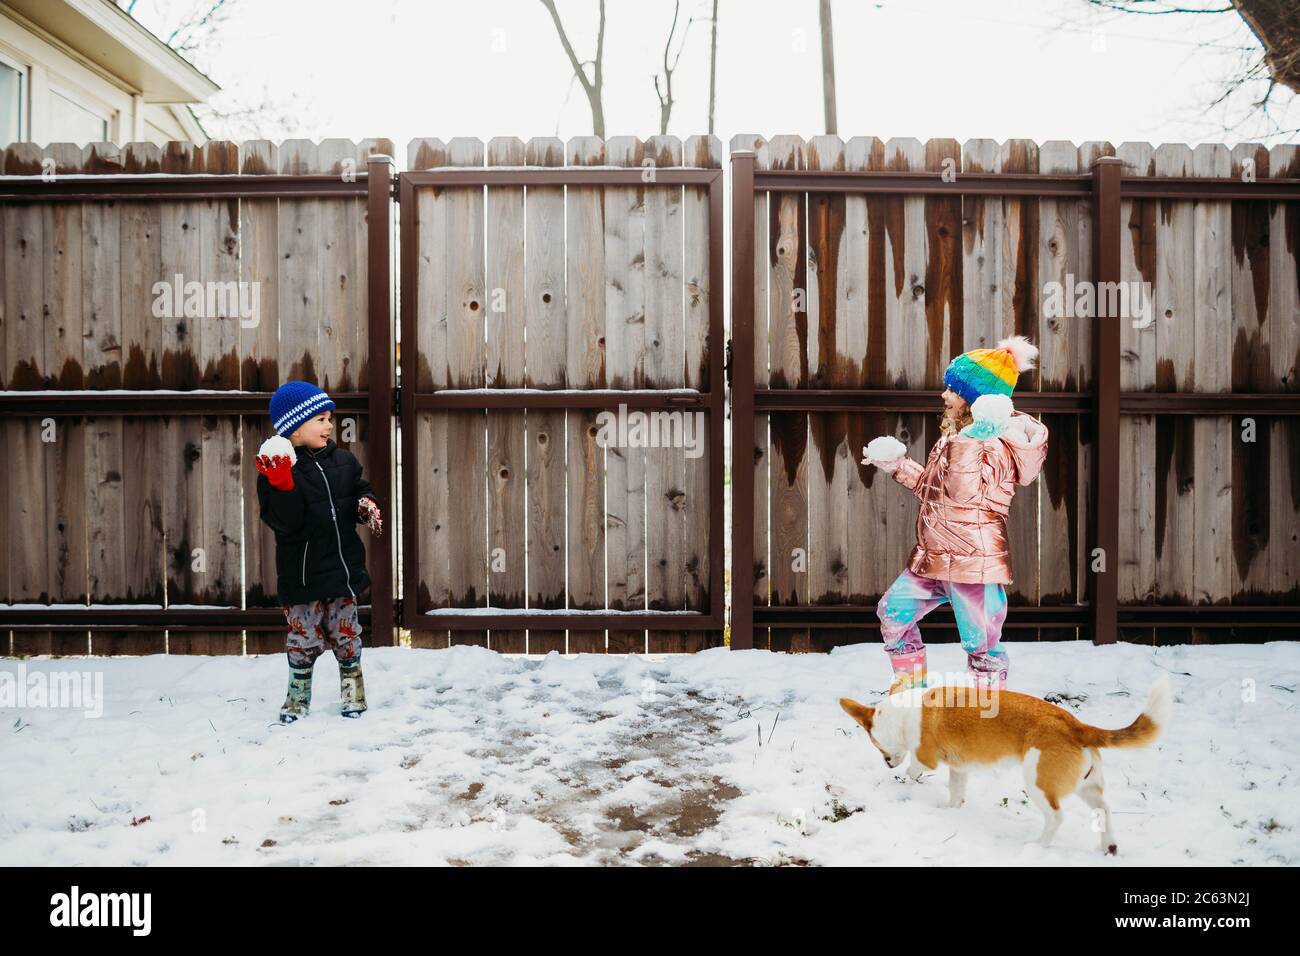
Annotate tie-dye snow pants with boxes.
[875,568,1009,689]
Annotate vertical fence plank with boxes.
[1151,144,1197,643]
[3,144,50,654]
[1268,145,1300,606]
[1036,141,1082,640]
[445,137,489,648]
[877,137,928,642]
[843,136,887,637]
[1115,142,1156,643]
[642,135,686,652]
[681,133,722,650]
[766,135,809,653]
[566,135,608,652]
[156,143,237,655]
[923,138,963,389]
[317,140,361,393]
[106,142,168,654]
[806,133,856,652]
[47,143,89,655]
[407,137,451,648]
[203,143,243,653]
[240,140,284,652]
[1191,144,1234,642]
[1228,143,1272,611]
[278,140,322,384]
[82,143,130,654]
[485,136,529,653]
[997,139,1041,624]
[604,135,649,654]
[523,137,568,654]
[1076,141,1112,640]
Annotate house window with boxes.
[50,89,108,145]
[0,59,23,146]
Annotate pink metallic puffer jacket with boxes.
[889,411,1049,585]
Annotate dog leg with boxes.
[906,755,926,782]
[1029,788,1063,847]
[1023,751,1064,848]
[1078,754,1116,855]
[947,768,967,808]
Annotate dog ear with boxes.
[839,697,875,729]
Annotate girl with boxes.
[860,336,1049,694]
[255,380,383,723]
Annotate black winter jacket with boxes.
[256,439,374,606]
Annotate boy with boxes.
[255,380,383,723]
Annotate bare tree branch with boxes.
[654,1,701,135]
[1078,0,1298,139]
[540,0,606,137]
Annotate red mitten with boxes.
[357,496,382,536]
[256,454,295,491]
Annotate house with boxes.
[0,0,218,148]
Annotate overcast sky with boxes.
[127,0,1297,164]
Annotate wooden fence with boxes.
[0,139,396,656]
[729,135,1300,650]
[2,134,1297,656]
[398,136,726,654]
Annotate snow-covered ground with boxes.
[2,640,1297,866]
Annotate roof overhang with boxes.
[2,0,219,102]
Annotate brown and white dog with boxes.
[839,677,1171,854]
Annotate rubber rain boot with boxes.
[279,664,314,723]
[339,656,367,717]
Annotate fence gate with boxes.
[397,136,726,653]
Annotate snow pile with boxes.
[1,640,1297,866]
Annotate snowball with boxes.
[863,435,906,463]
[258,434,296,462]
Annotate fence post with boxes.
[730,150,756,650]
[367,153,397,645]
[1090,155,1122,645]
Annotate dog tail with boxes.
[1083,675,1171,750]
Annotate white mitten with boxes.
[965,394,1015,439]
[861,435,906,471]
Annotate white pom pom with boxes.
[864,435,906,462]
[996,334,1038,372]
[970,393,1014,426]
[258,434,295,462]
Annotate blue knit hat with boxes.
[270,381,335,437]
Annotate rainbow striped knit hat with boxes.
[942,335,1039,406]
